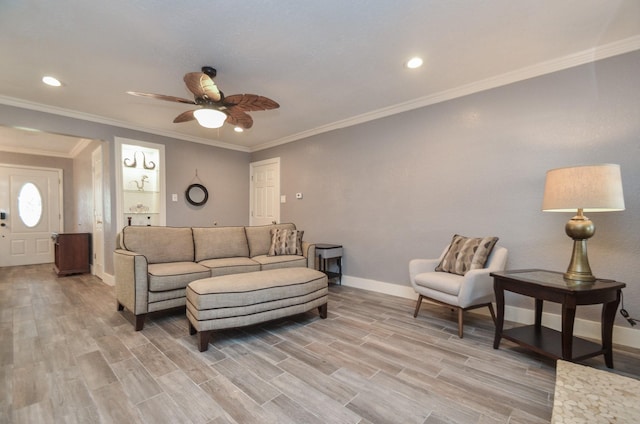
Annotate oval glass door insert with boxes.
[18,182,43,227]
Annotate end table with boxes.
[491,269,625,368]
[316,243,342,284]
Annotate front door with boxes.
[0,164,62,267]
[250,158,280,226]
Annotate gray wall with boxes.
[0,105,251,275]
[251,51,640,324]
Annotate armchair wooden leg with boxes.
[413,295,424,318]
[457,308,464,338]
[488,303,496,325]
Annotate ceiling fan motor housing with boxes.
[201,66,217,78]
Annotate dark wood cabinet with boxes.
[52,233,91,276]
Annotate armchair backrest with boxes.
[485,246,508,272]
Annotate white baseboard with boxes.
[101,272,115,286]
[341,275,640,350]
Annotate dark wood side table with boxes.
[491,269,625,368]
[316,243,342,284]
[52,232,91,276]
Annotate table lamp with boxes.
[542,164,625,283]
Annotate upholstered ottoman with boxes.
[186,267,328,351]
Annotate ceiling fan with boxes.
[127,66,279,130]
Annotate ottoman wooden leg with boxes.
[318,303,328,319]
[198,330,211,352]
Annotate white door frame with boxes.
[249,157,280,226]
[91,146,105,280]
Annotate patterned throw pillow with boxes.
[268,229,304,256]
[435,234,499,276]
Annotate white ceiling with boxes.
[1,0,639,154]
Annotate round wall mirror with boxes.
[185,183,209,206]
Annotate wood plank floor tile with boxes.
[135,392,189,424]
[270,372,361,424]
[110,357,163,405]
[156,370,225,423]
[262,393,326,424]
[130,342,178,378]
[76,350,118,391]
[200,375,278,424]
[2,264,640,424]
[216,357,280,405]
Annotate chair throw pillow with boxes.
[435,234,499,276]
[268,228,304,256]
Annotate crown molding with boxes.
[251,35,640,152]
[0,96,250,153]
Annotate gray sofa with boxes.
[114,223,315,330]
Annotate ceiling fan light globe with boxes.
[193,109,226,128]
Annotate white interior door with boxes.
[92,147,104,279]
[250,158,280,226]
[0,164,62,267]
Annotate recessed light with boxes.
[42,76,62,87]
[405,57,423,69]
[234,127,244,133]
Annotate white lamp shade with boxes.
[193,108,227,128]
[542,164,625,212]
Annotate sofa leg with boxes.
[134,314,146,331]
[413,295,424,318]
[188,321,197,335]
[318,303,328,319]
[117,302,124,311]
[198,331,211,352]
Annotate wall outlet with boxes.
[296,192,303,199]
[281,195,286,203]
[172,193,178,202]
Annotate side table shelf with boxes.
[316,243,342,284]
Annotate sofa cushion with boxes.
[193,226,249,262]
[251,254,307,270]
[147,262,211,292]
[435,234,499,276]
[198,257,261,277]
[121,226,194,264]
[245,223,296,257]
[268,228,304,256]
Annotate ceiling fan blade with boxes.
[173,109,196,123]
[183,72,222,102]
[127,91,196,105]
[225,108,254,129]
[223,94,279,111]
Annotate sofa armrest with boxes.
[114,249,149,315]
[302,242,316,268]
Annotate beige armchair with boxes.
[409,243,508,338]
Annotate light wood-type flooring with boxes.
[1,264,639,423]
